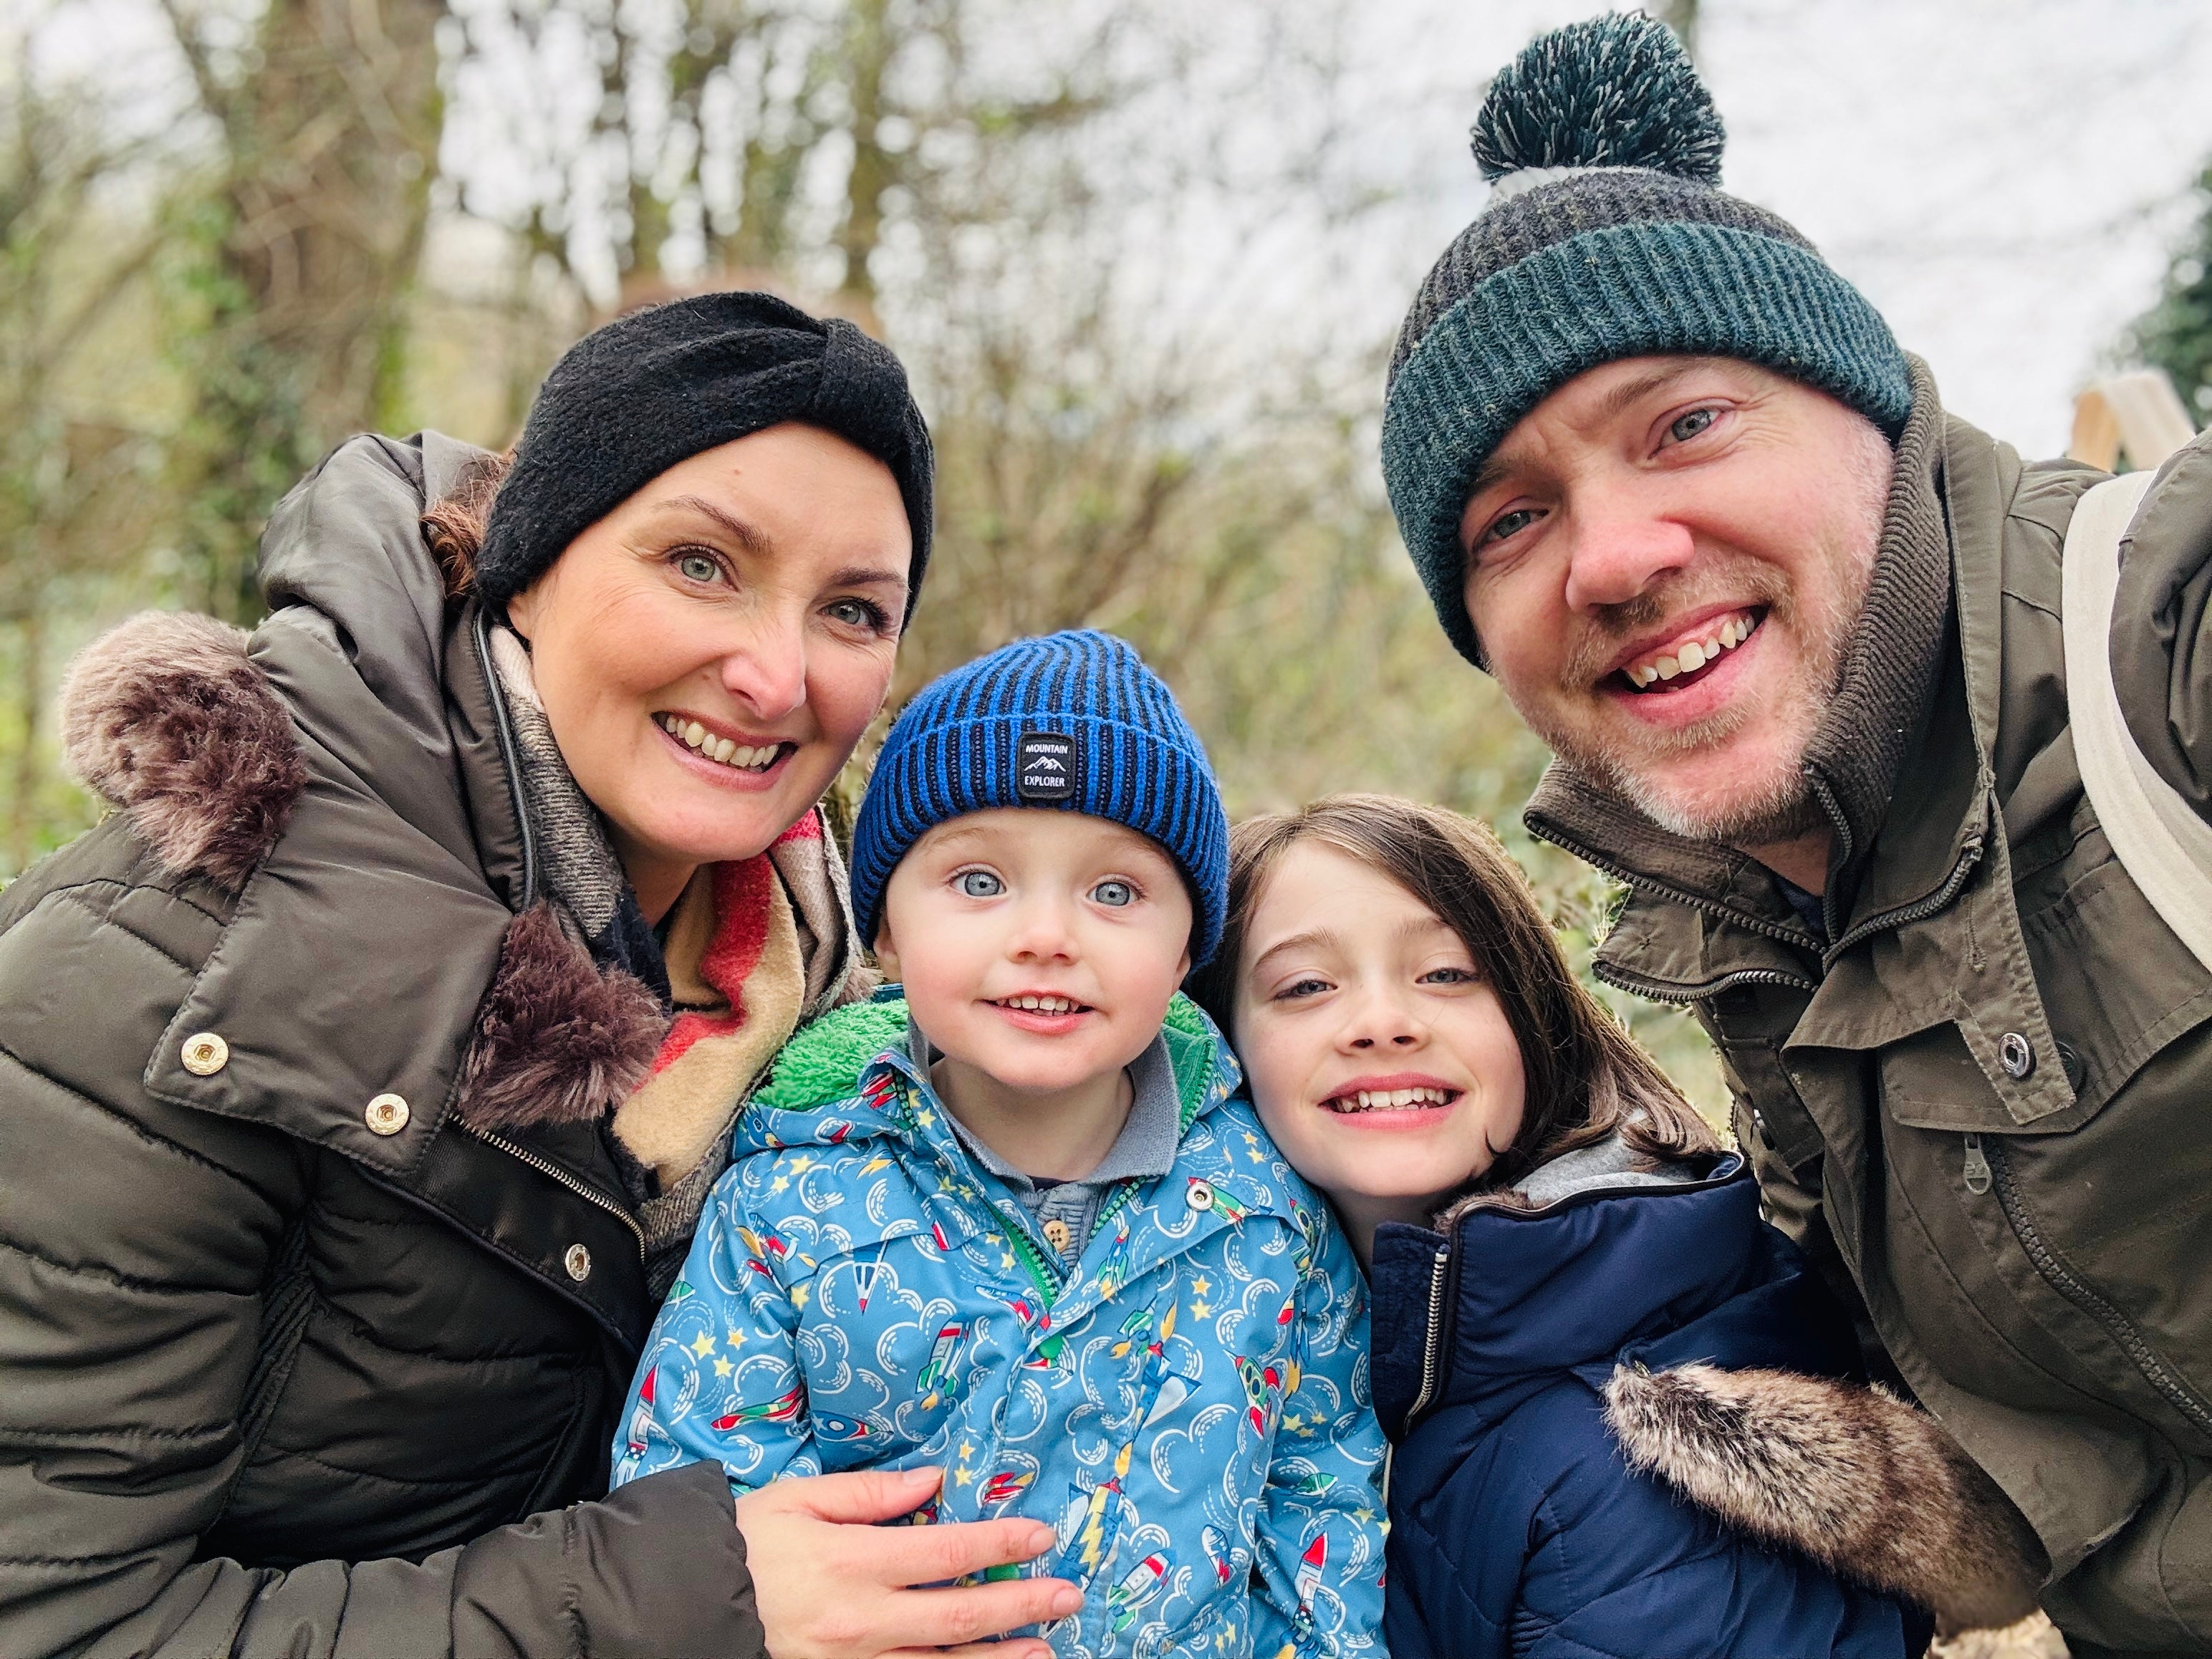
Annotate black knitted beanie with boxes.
[473,292,934,617]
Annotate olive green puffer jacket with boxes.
[0,434,821,1657]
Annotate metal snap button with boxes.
[564,1244,592,1281]
[1186,1180,1215,1211]
[364,1093,410,1135]
[1999,1032,2035,1081]
[181,1032,229,1076]
[1042,1217,1073,1254]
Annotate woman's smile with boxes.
[652,710,799,783]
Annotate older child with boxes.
[1189,795,2044,1659]
[614,634,1385,1658]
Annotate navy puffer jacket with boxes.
[1370,1140,1937,1659]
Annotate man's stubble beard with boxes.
[1519,423,1892,848]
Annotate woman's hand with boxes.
[734,1466,1081,1658]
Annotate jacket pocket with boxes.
[2014,817,2212,1122]
[766,1188,989,1456]
[1885,1025,2212,1456]
[1877,805,2212,1451]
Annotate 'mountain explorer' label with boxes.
[1016,731,1077,802]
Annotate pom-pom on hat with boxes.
[1382,11,1912,668]
[850,630,1230,968]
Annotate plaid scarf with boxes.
[487,626,865,1284]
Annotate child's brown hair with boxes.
[1186,793,1717,1215]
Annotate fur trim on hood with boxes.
[1605,1362,2046,1635]
[60,612,307,893]
[458,903,666,1131]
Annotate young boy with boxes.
[613,631,1385,1658]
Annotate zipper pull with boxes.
[1405,1244,1453,1426]
[1963,1133,1991,1196]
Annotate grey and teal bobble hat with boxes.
[1382,11,1913,666]
[850,630,1231,966]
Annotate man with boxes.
[1382,15,2212,1658]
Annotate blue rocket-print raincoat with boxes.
[612,992,1388,1659]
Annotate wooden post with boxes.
[2068,370,2197,472]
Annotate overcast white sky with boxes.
[19,0,2212,458]
[1360,0,2212,456]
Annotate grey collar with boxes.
[1509,1131,1706,1209]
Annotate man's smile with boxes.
[1612,606,1766,693]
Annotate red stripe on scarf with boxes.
[650,855,775,1074]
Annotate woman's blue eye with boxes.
[1668,408,1717,443]
[957,870,1004,898]
[826,597,888,631]
[1420,966,1476,985]
[1275,977,1329,1001]
[676,552,721,583]
[1091,879,1135,908]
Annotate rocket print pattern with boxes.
[612,994,1387,1658]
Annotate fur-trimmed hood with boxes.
[61,611,309,895]
[1371,1150,2040,1636]
[53,433,856,1211]
[59,599,669,1133]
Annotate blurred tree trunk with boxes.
[9,609,43,870]
[158,0,446,618]
[832,0,893,324]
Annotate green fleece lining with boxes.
[754,991,1218,1122]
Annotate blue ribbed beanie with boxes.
[1383,12,1913,666]
[850,630,1230,967]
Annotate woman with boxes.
[1189,795,2043,1658]
[0,293,1077,1658]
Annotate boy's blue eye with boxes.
[1091,879,1135,908]
[957,870,1004,898]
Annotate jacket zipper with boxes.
[1405,1245,1452,1425]
[1980,1138,2212,1438]
[458,1119,647,1261]
[1822,835,1985,964]
[1524,821,1823,956]
[1094,1181,1140,1238]
[1533,800,1985,994]
[1594,960,1817,1006]
[1001,1180,1144,1302]
[1001,1211,1062,1298]
[1808,774,1857,943]
[1961,1133,1991,1195]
